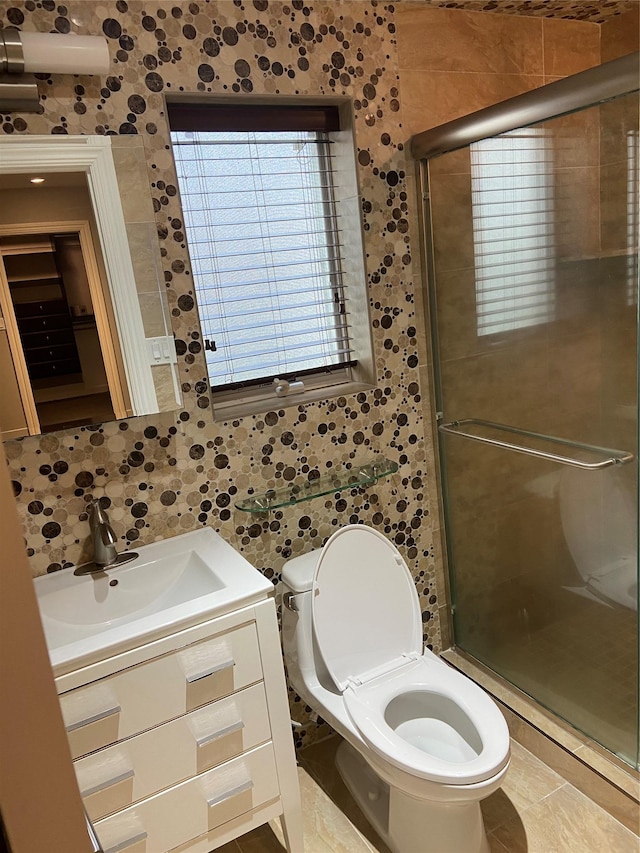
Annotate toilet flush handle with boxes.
[283,591,300,612]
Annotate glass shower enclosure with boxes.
[413,54,639,768]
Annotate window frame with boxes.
[166,95,375,422]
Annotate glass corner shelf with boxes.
[235,456,398,513]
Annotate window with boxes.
[167,101,373,419]
[470,128,555,336]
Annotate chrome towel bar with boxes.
[439,419,634,470]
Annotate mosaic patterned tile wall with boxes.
[1,1,441,741]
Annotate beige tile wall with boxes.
[396,5,600,139]
[601,6,640,62]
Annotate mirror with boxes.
[0,135,181,439]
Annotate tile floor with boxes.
[217,735,639,853]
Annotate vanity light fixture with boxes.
[0,29,109,113]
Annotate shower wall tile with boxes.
[395,6,543,76]
[439,339,554,431]
[497,496,564,582]
[429,173,475,273]
[601,5,640,62]
[396,5,598,141]
[550,340,603,426]
[428,148,472,178]
[599,96,640,168]
[554,166,601,259]
[399,69,543,139]
[550,109,601,169]
[431,268,482,361]
[541,18,600,78]
[552,259,601,338]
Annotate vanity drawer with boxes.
[94,742,279,853]
[61,622,262,759]
[76,682,272,821]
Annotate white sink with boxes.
[34,527,273,674]
[38,551,225,627]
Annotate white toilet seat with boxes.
[312,524,422,692]
[308,524,510,787]
[343,656,510,785]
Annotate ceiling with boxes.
[0,173,87,190]
[414,0,639,24]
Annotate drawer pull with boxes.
[196,719,244,748]
[186,658,234,684]
[81,768,134,798]
[103,831,147,853]
[207,779,253,808]
[66,704,121,733]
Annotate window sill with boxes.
[211,379,375,423]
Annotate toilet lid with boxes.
[311,525,422,692]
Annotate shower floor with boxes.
[459,594,638,765]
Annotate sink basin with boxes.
[38,551,225,627]
[34,527,273,674]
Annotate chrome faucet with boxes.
[89,499,119,567]
[74,499,138,575]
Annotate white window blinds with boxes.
[470,128,555,336]
[170,123,352,390]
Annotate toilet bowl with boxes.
[281,524,510,853]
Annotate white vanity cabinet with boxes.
[53,597,303,853]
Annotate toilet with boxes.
[281,524,511,853]
[560,467,637,611]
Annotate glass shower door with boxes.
[428,91,639,766]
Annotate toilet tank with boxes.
[281,548,329,696]
[282,549,320,592]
